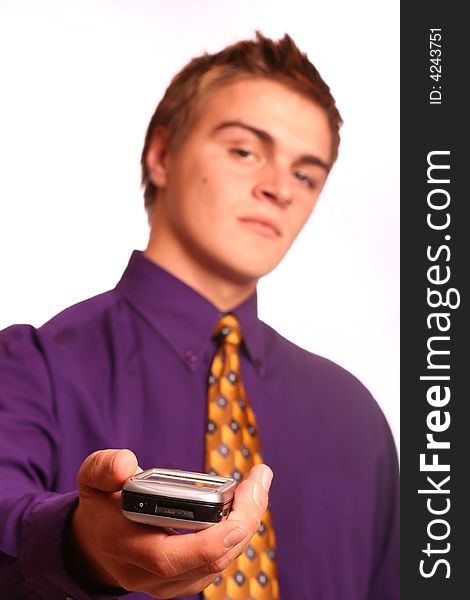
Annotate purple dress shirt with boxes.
[0,251,399,599]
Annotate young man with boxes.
[0,33,399,599]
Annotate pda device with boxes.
[121,468,238,530]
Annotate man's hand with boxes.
[65,449,273,598]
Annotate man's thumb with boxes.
[77,448,138,495]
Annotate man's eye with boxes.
[230,148,255,160]
[294,170,315,189]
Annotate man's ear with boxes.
[145,125,170,188]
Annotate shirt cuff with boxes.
[19,491,128,600]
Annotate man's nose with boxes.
[252,163,293,208]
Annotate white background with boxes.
[0,1,399,450]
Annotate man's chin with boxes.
[223,259,282,283]
[201,247,286,285]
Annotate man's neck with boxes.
[144,233,257,313]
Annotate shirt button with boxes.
[185,349,198,363]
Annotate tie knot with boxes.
[213,314,243,347]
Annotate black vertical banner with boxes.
[401,3,469,599]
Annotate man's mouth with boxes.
[238,216,281,238]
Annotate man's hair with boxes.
[141,31,342,215]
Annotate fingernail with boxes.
[224,528,246,548]
[252,481,265,507]
[259,467,273,491]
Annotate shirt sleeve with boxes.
[367,419,400,600]
[0,325,124,599]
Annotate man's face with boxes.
[148,78,333,284]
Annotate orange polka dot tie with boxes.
[203,314,279,600]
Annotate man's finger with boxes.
[228,464,273,529]
[143,572,221,599]
[122,517,248,579]
[77,449,138,495]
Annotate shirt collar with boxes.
[115,251,266,374]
